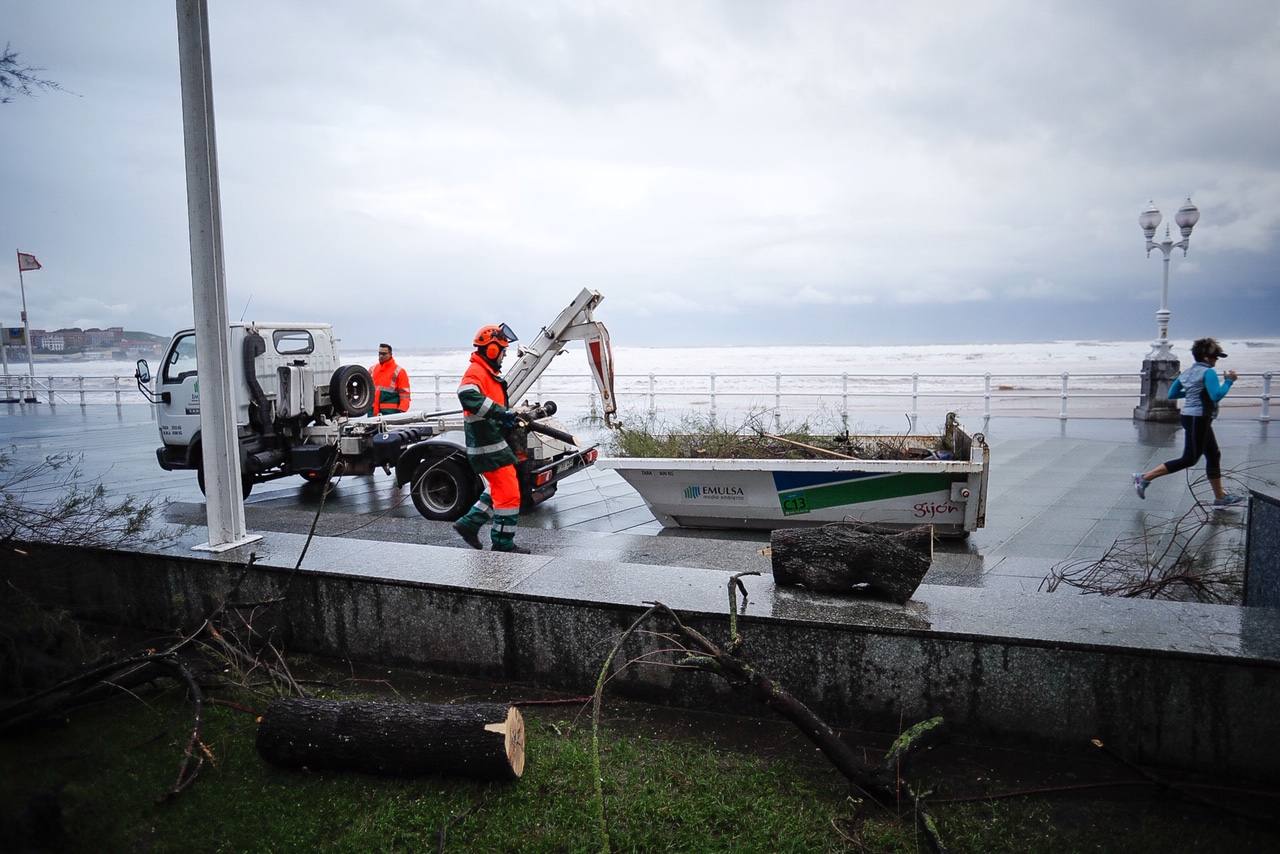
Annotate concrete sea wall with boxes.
[6,532,1279,780]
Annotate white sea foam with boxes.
[11,338,1278,421]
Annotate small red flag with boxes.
[17,251,41,272]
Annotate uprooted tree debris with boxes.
[0,566,304,801]
[0,448,184,550]
[610,411,956,462]
[1042,464,1268,602]
[588,572,948,853]
[770,523,934,603]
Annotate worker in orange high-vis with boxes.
[452,323,529,553]
[369,342,411,416]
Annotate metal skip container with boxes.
[598,415,989,535]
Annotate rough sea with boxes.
[8,338,1279,424]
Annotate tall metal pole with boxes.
[1145,228,1185,362]
[175,0,259,551]
[1158,252,1171,345]
[17,264,35,377]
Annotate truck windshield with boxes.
[163,333,198,383]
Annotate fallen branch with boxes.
[588,573,948,853]
[156,656,207,802]
[0,571,306,801]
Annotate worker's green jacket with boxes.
[457,353,518,473]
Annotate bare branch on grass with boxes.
[0,575,305,801]
[586,573,948,853]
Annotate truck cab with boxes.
[147,322,360,492]
[154,323,340,448]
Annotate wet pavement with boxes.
[2,402,1274,597]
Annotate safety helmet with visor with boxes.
[474,323,519,363]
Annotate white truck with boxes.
[136,288,617,521]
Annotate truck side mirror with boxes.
[135,359,151,384]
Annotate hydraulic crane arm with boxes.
[375,287,617,428]
[504,288,617,427]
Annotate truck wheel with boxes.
[410,457,479,521]
[330,365,373,416]
[197,463,254,499]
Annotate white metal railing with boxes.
[1,374,138,406]
[433,370,1274,425]
[3,370,1273,423]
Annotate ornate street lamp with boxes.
[1133,197,1200,422]
[1140,197,1200,360]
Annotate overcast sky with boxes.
[2,1,1278,348]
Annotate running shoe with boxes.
[1132,473,1148,500]
[1213,494,1245,508]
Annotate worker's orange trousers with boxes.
[455,464,521,551]
[480,465,520,510]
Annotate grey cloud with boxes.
[0,0,1276,349]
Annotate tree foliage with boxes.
[0,43,67,104]
[0,447,179,548]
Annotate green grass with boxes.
[4,685,1278,852]
[1,690,860,852]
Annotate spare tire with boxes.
[330,364,373,416]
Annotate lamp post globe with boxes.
[1139,202,1161,240]
[1175,198,1200,239]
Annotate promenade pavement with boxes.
[2,403,1273,597]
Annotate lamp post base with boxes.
[1133,357,1181,422]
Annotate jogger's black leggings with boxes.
[1163,414,1221,479]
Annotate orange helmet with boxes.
[473,323,518,361]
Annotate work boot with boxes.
[493,544,532,555]
[452,522,483,549]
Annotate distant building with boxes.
[49,327,86,350]
[84,327,123,347]
[44,335,65,352]
[120,334,165,358]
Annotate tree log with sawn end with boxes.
[770,524,932,604]
[256,699,524,781]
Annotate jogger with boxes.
[1133,336,1243,507]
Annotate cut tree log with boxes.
[256,699,525,781]
[770,524,932,604]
